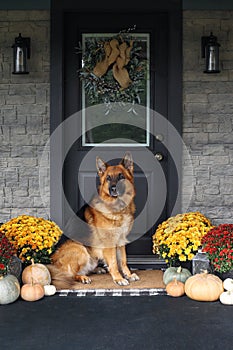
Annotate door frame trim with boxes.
[50,1,183,245]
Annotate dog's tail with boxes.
[47,264,83,290]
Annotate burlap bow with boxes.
[93,39,134,89]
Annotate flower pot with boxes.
[171,260,192,273]
[8,256,22,281]
[212,269,233,281]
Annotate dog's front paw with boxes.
[126,273,140,282]
[114,278,130,286]
[75,275,92,284]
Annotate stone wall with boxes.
[0,11,50,222]
[182,11,233,224]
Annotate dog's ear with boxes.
[96,157,108,176]
[121,152,133,174]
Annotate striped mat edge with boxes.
[56,288,167,297]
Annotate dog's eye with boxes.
[106,175,111,181]
[118,173,125,180]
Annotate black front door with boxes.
[50,4,182,268]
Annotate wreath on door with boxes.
[77,29,148,106]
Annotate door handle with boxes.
[155,153,164,161]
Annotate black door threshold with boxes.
[127,255,167,270]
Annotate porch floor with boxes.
[0,293,231,350]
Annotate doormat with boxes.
[56,269,167,297]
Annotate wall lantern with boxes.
[12,33,31,74]
[201,32,220,73]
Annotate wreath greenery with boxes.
[77,30,148,106]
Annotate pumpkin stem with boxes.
[177,266,182,273]
[31,258,35,265]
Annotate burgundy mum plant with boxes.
[0,230,16,276]
[201,224,233,273]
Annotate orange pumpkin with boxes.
[21,280,45,302]
[22,260,51,286]
[185,272,223,302]
[166,278,185,297]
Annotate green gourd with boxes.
[163,266,192,285]
[0,274,20,304]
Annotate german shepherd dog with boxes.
[48,152,139,288]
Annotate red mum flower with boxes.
[201,224,233,273]
[0,230,16,275]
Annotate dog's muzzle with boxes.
[109,181,125,197]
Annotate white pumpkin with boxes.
[223,278,233,292]
[22,261,51,286]
[219,291,233,305]
[44,284,56,296]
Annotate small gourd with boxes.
[219,291,233,305]
[223,278,233,292]
[165,278,185,297]
[163,266,192,285]
[44,284,56,296]
[21,279,45,302]
[22,259,51,286]
[185,271,224,302]
[0,274,20,305]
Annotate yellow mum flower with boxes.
[184,247,191,255]
[152,211,213,266]
[179,254,187,262]
[188,253,195,260]
[0,215,63,265]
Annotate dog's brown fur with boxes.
[48,152,139,288]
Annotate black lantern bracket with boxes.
[12,33,31,74]
[201,32,220,74]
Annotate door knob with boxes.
[155,153,164,161]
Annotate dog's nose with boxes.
[110,185,117,197]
